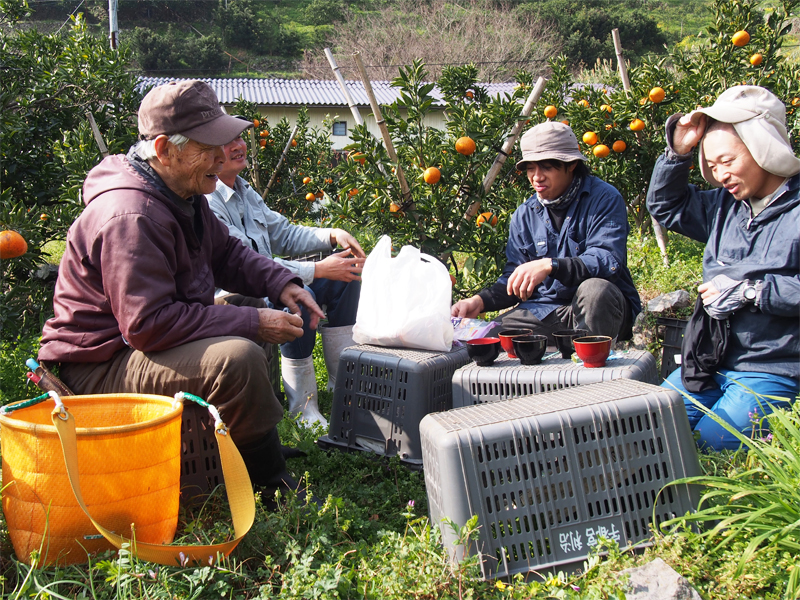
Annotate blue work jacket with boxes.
[647,153,800,380]
[494,175,641,323]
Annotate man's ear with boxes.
[153,135,172,166]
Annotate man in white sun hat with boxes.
[647,85,800,450]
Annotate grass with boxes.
[3,224,799,598]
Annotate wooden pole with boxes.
[262,124,299,199]
[85,111,109,158]
[612,27,670,266]
[324,48,364,127]
[611,29,631,93]
[352,52,410,201]
[248,125,261,193]
[464,76,547,221]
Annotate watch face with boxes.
[744,286,756,301]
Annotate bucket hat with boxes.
[138,80,251,146]
[516,121,586,170]
[696,85,800,185]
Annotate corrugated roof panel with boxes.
[136,77,518,107]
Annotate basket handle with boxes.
[50,395,255,566]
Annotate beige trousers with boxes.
[60,295,282,447]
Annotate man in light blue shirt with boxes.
[208,134,364,428]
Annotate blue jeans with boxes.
[279,279,360,360]
[663,367,798,450]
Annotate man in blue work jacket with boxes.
[647,85,799,450]
[451,121,641,342]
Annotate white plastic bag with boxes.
[352,235,453,352]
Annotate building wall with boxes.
[245,105,447,150]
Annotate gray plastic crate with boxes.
[452,349,658,408]
[318,344,471,466]
[420,379,701,579]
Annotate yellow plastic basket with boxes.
[0,393,182,566]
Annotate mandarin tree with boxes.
[325,61,533,297]
[1,2,141,339]
[531,0,798,233]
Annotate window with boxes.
[332,121,347,136]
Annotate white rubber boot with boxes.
[281,355,327,429]
[319,324,355,392]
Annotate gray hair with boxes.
[133,133,191,160]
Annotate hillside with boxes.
[20,0,720,80]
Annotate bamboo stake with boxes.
[85,111,108,158]
[352,52,410,202]
[611,29,631,93]
[262,124,299,199]
[464,76,547,221]
[324,48,364,127]
[248,125,261,193]
[612,28,670,266]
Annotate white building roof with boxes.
[137,77,520,107]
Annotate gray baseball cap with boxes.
[697,85,800,184]
[516,121,586,170]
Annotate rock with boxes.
[647,290,691,313]
[630,312,654,350]
[621,558,702,600]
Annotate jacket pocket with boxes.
[520,238,548,259]
[567,236,585,257]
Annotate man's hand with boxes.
[256,308,305,344]
[673,111,708,155]
[698,280,721,303]
[278,282,326,330]
[451,295,484,318]
[330,229,365,258]
[507,259,552,301]
[314,248,365,282]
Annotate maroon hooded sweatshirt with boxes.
[39,154,299,363]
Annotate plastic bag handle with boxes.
[50,401,255,566]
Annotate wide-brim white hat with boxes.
[696,85,800,186]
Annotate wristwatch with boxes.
[742,281,758,303]
[550,258,558,273]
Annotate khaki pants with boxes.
[60,295,282,448]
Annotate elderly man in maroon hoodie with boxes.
[38,80,324,501]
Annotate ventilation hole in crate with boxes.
[654,462,662,480]
[477,446,484,463]
[665,486,674,504]
[649,438,657,454]
[652,412,660,429]
[490,523,498,539]
[611,497,619,513]
[555,508,563,524]
[641,491,650,509]
[644,413,652,430]
[513,517,522,535]
[637,415,644,432]
[341,410,349,423]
